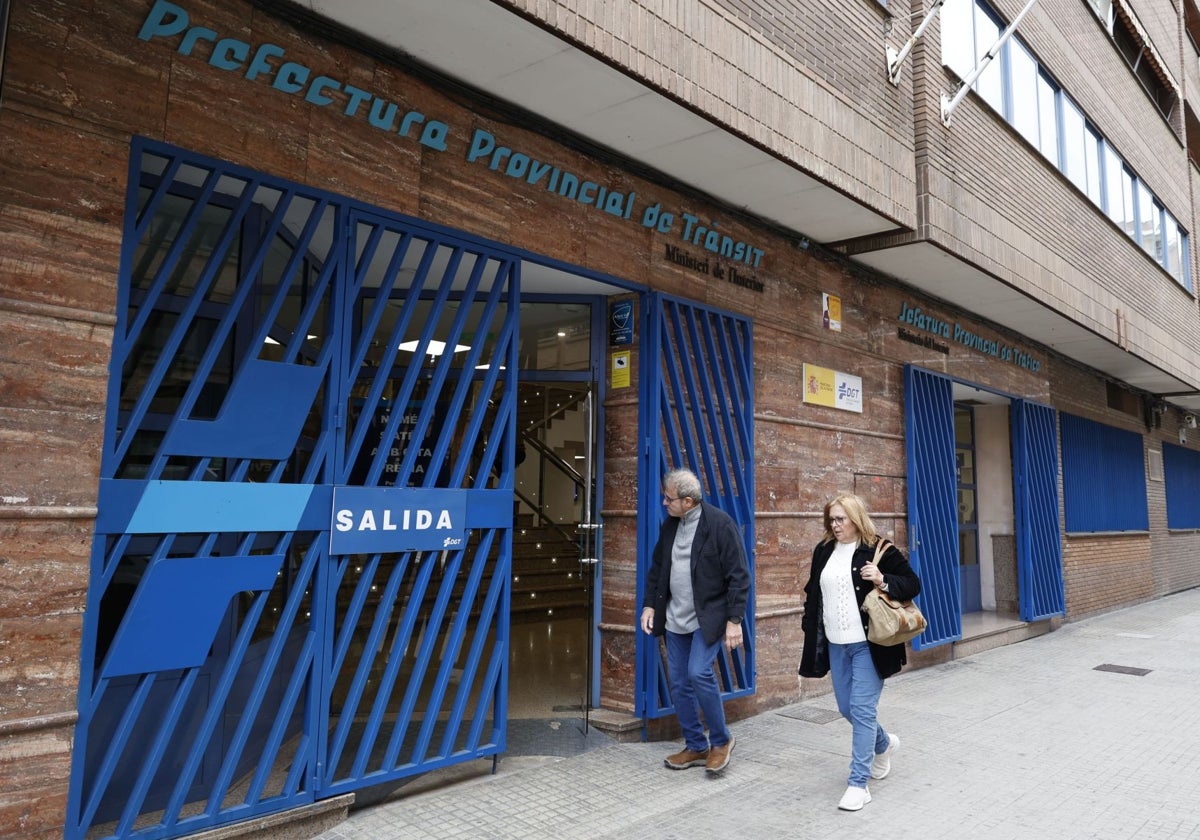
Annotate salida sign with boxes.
[330,487,467,554]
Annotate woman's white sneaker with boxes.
[838,785,871,811]
[870,733,899,780]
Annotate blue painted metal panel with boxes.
[903,366,960,649]
[163,358,326,459]
[1012,400,1065,620]
[104,554,284,677]
[636,293,755,720]
[1163,443,1200,528]
[1060,413,1149,532]
[96,480,324,535]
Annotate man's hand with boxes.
[640,607,655,634]
[724,620,743,651]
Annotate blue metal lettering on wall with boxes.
[331,487,467,554]
[896,301,1041,372]
[136,0,768,270]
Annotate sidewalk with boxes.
[314,588,1200,840]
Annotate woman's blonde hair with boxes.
[822,493,879,547]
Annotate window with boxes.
[973,6,1003,110]
[1009,40,1039,146]
[1103,146,1135,238]
[1036,74,1059,166]
[1137,182,1160,259]
[940,0,1191,289]
[1085,0,1114,28]
[1104,1,1178,122]
[942,0,976,80]
[1060,414,1148,532]
[1061,98,1086,192]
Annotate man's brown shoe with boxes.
[705,735,735,773]
[664,747,709,769]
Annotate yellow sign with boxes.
[611,350,631,389]
[802,363,863,413]
[803,363,837,407]
[822,293,842,332]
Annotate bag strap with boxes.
[872,538,890,564]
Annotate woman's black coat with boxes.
[798,537,921,680]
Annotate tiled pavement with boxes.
[314,588,1200,840]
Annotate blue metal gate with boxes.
[636,293,755,719]
[1011,400,1066,620]
[902,365,960,649]
[68,139,518,839]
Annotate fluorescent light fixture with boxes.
[264,334,317,345]
[398,339,470,355]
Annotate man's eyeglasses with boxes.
[663,493,682,503]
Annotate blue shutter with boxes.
[1060,414,1148,531]
[1163,443,1200,528]
[1012,400,1065,620]
[903,366,960,649]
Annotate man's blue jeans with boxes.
[665,629,731,751]
[828,640,890,787]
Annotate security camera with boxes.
[1186,414,1198,430]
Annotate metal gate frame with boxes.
[68,138,520,840]
[1011,399,1066,621]
[635,292,756,720]
[903,365,962,649]
[904,366,1067,649]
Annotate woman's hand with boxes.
[861,562,885,587]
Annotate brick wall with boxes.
[899,0,1200,387]
[1062,535,1154,618]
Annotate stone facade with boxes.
[3,1,1200,838]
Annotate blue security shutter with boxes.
[1163,443,1200,528]
[903,365,960,649]
[1012,400,1065,620]
[1059,414,1148,531]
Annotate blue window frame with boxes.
[1060,414,1148,532]
[1164,443,1200,528]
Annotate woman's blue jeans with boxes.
[664,629,731,752]
[828,640,890,787]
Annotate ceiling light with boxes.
[398,339,470,355]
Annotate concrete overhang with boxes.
[284,0,1200,410]
[288,0,896,244]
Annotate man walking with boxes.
[639,468,751,774]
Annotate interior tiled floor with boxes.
[507,617,588,717]
[504,617,615,757]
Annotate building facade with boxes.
[2,0,1200,838]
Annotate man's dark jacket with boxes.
[643,502,751,646]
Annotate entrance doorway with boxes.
[70,138,625,840]
[904,366,1064,650]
